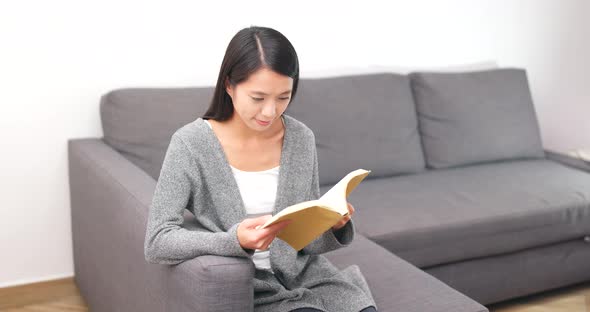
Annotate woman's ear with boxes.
[225,77,234,99]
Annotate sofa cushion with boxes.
[409,68,545,169]
[100,87,213,180]
[323,235,489,312]
[287,73,425,186]
[323,159,590,268]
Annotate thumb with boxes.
[265,219,292,233]
[252,215,273,229]
[241,217,263,229]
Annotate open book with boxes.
[261,168,371,251]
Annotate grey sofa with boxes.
[68,67,590,312]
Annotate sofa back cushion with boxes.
[100,87,213,180]
[101,72,427,185]
[287,73,425,186]
[409,68,545,169]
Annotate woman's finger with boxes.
[261,237,274,250]
[337,215,351,227]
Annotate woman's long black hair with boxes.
[202,26,300,121]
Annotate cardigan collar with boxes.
[195,114,298,230]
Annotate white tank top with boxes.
[203,118,281,273]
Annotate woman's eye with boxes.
[251,96,289,101]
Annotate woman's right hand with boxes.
[237,215,292,251]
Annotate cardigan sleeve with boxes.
[300,132,354,256]
[144,134,255,265]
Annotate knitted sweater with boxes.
[144,114,377,312]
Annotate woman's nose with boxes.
[261,102,277,118]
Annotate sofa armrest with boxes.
[324,235,488,312]
[165,254,255,312]
[68,138,254,312]
[545,149,590,173]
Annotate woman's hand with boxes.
[332,202,355,231]
[237,215,292,251]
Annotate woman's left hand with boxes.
[332,202,355,231]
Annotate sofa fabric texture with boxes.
[409,68,545,169]
[71,66,590,312]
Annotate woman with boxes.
[144,26,377,312]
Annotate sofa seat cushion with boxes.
[321,159,590,268]
[323,235,489,312]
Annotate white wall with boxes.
[1,0,588,287]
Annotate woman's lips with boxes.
[256,119,271,126]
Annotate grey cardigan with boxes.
[144,114,376,312]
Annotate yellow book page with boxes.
[319,169,371,215]
[272,206,343,251]
[262,200,327,228]
[261,168,372,250]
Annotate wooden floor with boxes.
[0,277,588,311]
[0,278,87,311]
[487,281,590,312]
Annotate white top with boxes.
[203,118,282,273]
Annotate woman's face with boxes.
[226,67,293,131]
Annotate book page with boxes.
[273,206,343,251]
[261,200,324,228]
[260,168,371,250]
[319,169,371,215]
